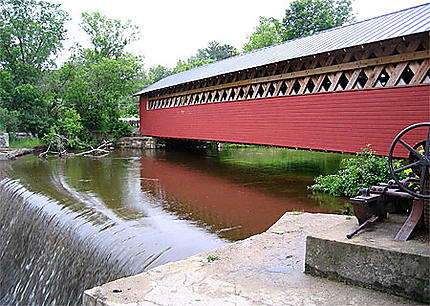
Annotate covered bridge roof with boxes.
[136,3,430,96]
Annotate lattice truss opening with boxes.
[147,33,429,110]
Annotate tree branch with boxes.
[39,133,113,158]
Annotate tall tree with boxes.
[243,0,355,52]
[80,11,139,59]
[243,17,282,52]
[196,41,238,61]
[0,0,68,84]
[146,65,172,84]
[0,0,68,135]
[61,55,142,134]
[173,57,214,74]
[141,41,235,89]
[56,11,143,138]
[0,70,18,132]
[281,0,355,41]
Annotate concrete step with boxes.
[305,214,429,303]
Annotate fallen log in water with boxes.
[39,133,113,158]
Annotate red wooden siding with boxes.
[140,85,430,157]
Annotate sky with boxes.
[48,0,429,69]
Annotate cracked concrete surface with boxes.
[83,212,421,305]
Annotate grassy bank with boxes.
[9,138,44,148]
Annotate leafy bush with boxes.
[43,106,86,150]
[107,120,132,141]
[57,107,84,138]
[10,84,52,136]
[0,107,19,132]
[308,146,406,197]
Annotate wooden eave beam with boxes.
[148,50,429,101]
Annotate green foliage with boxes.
[206,254,219,262]
[173,57,214,74]
[56,106,84,140]
[143,65,172,86]
[118,99,139,117]
[0,70,13,105]
[309,146,406,197]
[243,17,282,52]
[0,0,357,151]
[61,53,142,136]
[42,127,66,151]
[0,0,68,84]
[11,84,52,135]
[80,11,139,60]
[44,11,144,147]
[0,70,16,132]
[195,41,238,61]
[0,0,67,136]
[290,209,305,215]
[107,120,132,142]
[243,0,355,51]
[141,40,237,90]
[0,107,19,132]
[281,0,355,41]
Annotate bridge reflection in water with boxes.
[139,148,348,241]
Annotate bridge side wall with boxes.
[140,85,429,156]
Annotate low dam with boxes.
[0,148,349,304]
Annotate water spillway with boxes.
[0,149,348,304]
[0,153,226,305]
[0,178,144,305]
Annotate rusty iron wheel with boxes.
[388,122,430,199]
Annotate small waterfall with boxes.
[0,148,347,305]
[0,178,158,305]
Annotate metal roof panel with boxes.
[135,3,430,96]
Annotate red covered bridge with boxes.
[136,4,430,156]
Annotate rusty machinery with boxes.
[347,122,430,241]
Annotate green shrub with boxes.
[207,254,219,262]
[308,146,406,197]
[0,107,19,132]
[42,106,86,150]
[107,120,132,141]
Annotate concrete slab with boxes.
[305,214,430,303]
[83,213,422,305]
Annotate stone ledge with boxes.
[115,136,157,149]
[0,147,38,160]
[305,215,429,303]
[83,213,421,305]
[0,132,9,148]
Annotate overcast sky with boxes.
[48,0,429,69]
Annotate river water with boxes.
[0,147,349,305]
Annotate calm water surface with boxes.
[0,147,349,304]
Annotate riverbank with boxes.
[0,147,42,160]
[83,212,420,305]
